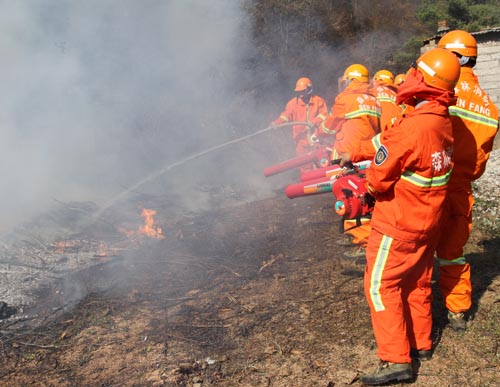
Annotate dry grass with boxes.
[0,193,499,386]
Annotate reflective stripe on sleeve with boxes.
[321,121,336,134]
[401,169,452,188]
[345,109,381,119]
[438,256,467,266]
[377,96,396,103]
[370,235,393,312]
[449,106,498,128]
[279,115,289,122]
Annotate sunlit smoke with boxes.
[0,0,260,232]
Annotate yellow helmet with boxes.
[373,70,395,86]
[437,30,477,58]
[343,64,369,83]
[416,48,460,92]
[295,77,312,92]
[394,73,406,86]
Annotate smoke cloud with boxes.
[0,0,272,232]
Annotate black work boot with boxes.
[410,348,432,361]
[360,361,413,385]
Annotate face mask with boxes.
[297,87,312,102]
[395,67,456,107]
[338,77,350,93]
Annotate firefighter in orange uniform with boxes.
[394,73,407,87]
[436,30,499,331]
[315,64,381,254]
[272,77,328,171]
[341,71,413,165]
[360,48,460,385]
[317,64,380,159]
[371,70,400,131]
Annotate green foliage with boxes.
[416,0,500,32]
[243,0,500,101]
[449,0,472,27]
[416,0,450,32]
[389,37,423,74]
[469,3,500,29]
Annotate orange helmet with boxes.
[437,30,477,58]
[373,70,395,86]
[343,64,369,83]
[295,77,312,92]
[416,48,460,92]
[394,73,406,86]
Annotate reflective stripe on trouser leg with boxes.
[369,235,392,312]
[365,231,410,363]
[365,230,434,363]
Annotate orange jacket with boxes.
[273,95,328,143]
[351,104,416,163]
[367,100,454,242]
[319,80,380,158]
[371,84,401,131]
[448,67,499,189]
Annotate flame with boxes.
[138,208,164,239]
[119,208,165,240]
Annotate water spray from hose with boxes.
[94,121,313,219]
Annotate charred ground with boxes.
[0,190,499,387]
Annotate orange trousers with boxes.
[365,229,436,364]
[295,138,316,173]
[436,189,473,313]
[344,217,371,246]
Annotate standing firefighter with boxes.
[371,69,400,131]
[317,64,380,159]
[316,64,381,256]
[436,30,499,331]
[360,48,460,385]
[271,77,328,172]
